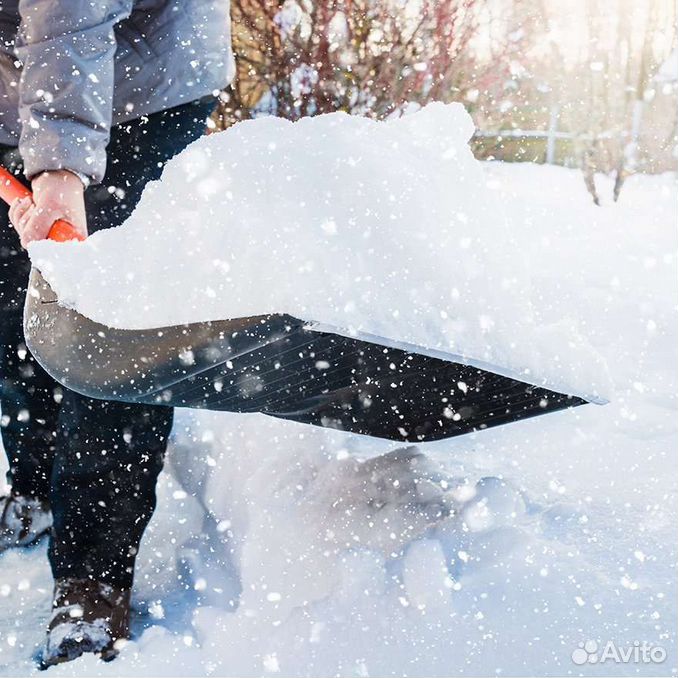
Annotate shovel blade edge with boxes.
[24,268,587,442]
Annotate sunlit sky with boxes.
[470,0,676,66]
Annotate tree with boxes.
[216,0,508,128]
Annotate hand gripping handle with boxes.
[0,166,86,242]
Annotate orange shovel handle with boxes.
[0,166,86,242]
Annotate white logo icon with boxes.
[571,640,599,665]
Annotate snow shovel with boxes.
[1,166,588,442]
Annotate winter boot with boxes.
[41,578,131,667]
[0,493,52,553]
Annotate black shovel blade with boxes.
[24,268,587,442]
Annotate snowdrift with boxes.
[29,103,610,402]
[2,165,676,676]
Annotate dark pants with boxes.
[0,99,212,588]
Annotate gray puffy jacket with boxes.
[0,0,234,183]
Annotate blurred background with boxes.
[212,0,677,203]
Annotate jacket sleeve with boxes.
[15,0,133,184]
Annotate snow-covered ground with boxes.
[1,162,676,676]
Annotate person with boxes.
[0,0,233,666]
